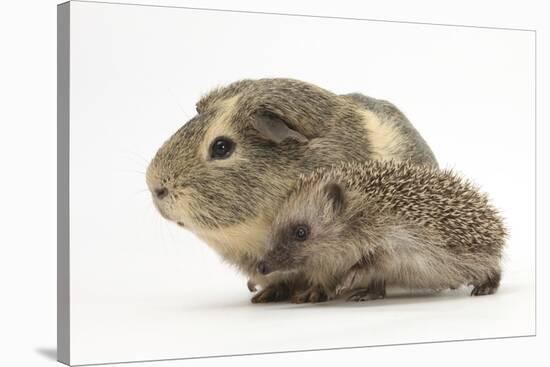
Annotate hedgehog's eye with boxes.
[295,226,309,241]
[210,137,235,159]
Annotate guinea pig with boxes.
[146,78,438,303]
[257,160,506,303]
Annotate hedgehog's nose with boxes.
[154,187,169,200]
[257,261,271,275]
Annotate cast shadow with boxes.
[36,347,57,361]
[182,284,519,311]
[274,284,519,310]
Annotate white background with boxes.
[66,1,537,365]
[0,0,548,366]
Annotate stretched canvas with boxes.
[58,1,536,365]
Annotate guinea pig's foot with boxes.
[347,280,386,302]
[291,286,329,304]
[251,283,290,303]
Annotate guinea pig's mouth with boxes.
[152,199,186,228]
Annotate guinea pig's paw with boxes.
[251,283,290,303]
[291,285,329,304]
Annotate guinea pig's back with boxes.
[341,93,438,167]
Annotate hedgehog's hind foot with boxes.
[347,279,386,302]
[471,284,498,296]
[471,272,501,296]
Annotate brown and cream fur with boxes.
[258,160,507,303]
[146,78,437,302]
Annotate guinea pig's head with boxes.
[257,179,349,276]
[146,79,340,233]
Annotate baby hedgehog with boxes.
[256,160,507,303]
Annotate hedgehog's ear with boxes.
[324,183,345,214]
[251,110,308,144]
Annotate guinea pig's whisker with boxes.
[117,169,147,176]
[123,150,151,167]
[165,87,191,120]
[165,221,179,246]
[121,188,151,204]
[158,216,173,254]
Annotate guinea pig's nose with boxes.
[154,187,169,200]
[257,261,271,275]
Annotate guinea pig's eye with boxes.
[210,137,235,159]
[294,226,309,241]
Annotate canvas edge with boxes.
[57,1,71,365]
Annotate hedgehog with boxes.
[255,160,507,303]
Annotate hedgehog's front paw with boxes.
[336,268,362,295]
[251,283,290,303]
[347,289,384,302]
[291,285,329,304]
[247,279,257,292]
[347,279,386,302]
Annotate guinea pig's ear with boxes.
[195,100,205,114]
[323,182,345,214]
[251,110,308,144]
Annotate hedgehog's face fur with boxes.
[258,182,352,275]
